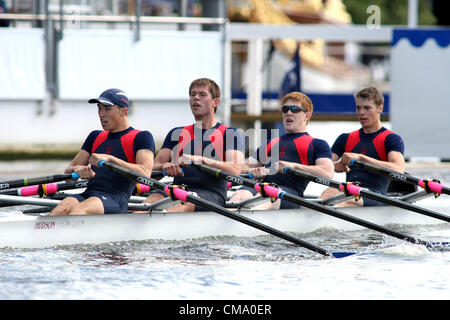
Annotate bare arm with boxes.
[64,150,95,179]
[153,148,184,176]
[335,151,405,173]
[240,156,261,173]
[277,157,334,179]
[178,149,244,176]
[89,148,154,177]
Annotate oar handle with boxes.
[161,168,183,176]
[193,163,433,248]
[100,161,335,257]
[283,166,450,224]
[350,159,450,196]
[0,172,80,191]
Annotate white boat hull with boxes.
[1,197,449,249]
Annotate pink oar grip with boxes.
[227,182,232,189]
[419,179,443,194]
[339,183,362,196]
[137,184,151,193]
[255,183,281,199]
[164,185,189,202]
[18,183,58,196]
[18,185,39,196]
[45,183,58,194]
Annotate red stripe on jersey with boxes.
[208,124,229,161]
[344,130,361,153]
[120,129,141,164]
[91,131,109,154]
[92,129,141,163]
[293,134,314,165]
[176,125,195,158]
[372,129,393,162]
[266,137,281,158]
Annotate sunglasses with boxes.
[281,105,307,113]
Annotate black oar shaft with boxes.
[351,160,450,196]
[285,168,450,223]
[191,163,432,248]
[99,161,333,257]
[0,173,79,190]
[0,180,88,196]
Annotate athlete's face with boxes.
[189,85,219,119]
[97,103,126,132]
[355,97,382,130]
[281,98,310,133]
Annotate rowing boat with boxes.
[0,161,449,254]
[0,193,448,249]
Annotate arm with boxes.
[154,148,184,176]
[89,148,154,177]
[64,150,95,179]
[178,149,244,176]
[336,150,405,173]
[277,157,334,179]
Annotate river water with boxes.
[0,160,449,306]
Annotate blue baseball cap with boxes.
[88,88,129,108]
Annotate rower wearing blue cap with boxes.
[50,88,155,215]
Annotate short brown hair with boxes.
[354,86,384,106]
[189,78,221,99]
[281,91,313,114]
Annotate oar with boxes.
[98,161,349,258]
[350,160,450,197]
[0,194,61,207]
[190,163,433,249]
[0,173,80,191]
[283,167,450,223]
[0,180,89,196]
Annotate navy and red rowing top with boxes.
[254,132,332,197]
[331,127,404,194]
[81,127,155,199]
[161,122,245,202]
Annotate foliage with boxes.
[342,0,436,25]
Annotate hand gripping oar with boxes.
[190,162,434,249]
[0,173,80,191]
[350,160,450,197]
[283,167,450,223]
[98,161,348,258]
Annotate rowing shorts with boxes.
[152,188,225,212]
[237,185,301,210]
[362,196,389,207]
[70,190,129,214]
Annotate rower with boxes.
[229,91,334,210]
[49,89,155,215]
[319,86,405,207]
[142,78,245,212]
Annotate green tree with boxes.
[342,0,436,25]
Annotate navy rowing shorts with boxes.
[362,196,389,207]
[70,190,129,214]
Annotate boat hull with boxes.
[1,198,448,249]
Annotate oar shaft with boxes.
[350,160,450,196]
[0,173,80,190]
[192,163,432,248]
[99,161,333,257]
[0,180,89,196]
[0,194,60,207]
[284,168,450,223]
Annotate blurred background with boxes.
[0,0,449,160]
